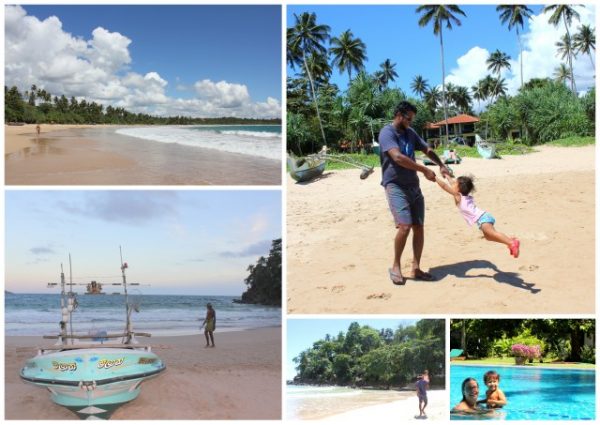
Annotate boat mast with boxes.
[120,246,132,343]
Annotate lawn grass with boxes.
[547,135,595,147]
[451,357,595,369]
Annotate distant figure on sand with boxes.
[35,124,41,136]
[416,370,429,418]
[435,174,520,258]
[201,303,216,347]
[379,101,451,285]
[477,370,507,408]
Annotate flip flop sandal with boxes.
[412,270,436,281]
[510,239,520,258]
[388,268,406,285]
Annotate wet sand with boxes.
[5,327,281,420]
[5,124,281,185]
[287,145,595,314]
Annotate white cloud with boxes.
[445,5,595,98]
[4,5,280,119]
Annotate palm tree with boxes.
[423,86,441,117]
[378,59,398,88]
[471,81,486,112]
[543,4,581,93]
[553,63,573,85]
[287,12,331,148]
[573,24,595,69]
[329,29,368,81]
[454,86,472,113]
[411,75,429,99]
[486,49,512,105]
[416,4,467,145]
[496,5,534,90]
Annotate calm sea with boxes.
[5,293,281,336]
[116,125,281,161]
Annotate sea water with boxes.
[5,293,281,336]
[450,364,595,420]
[116,125,281,161]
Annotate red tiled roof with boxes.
[433,114,480,126]
[424,123,440,129]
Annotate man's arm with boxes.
[423,147,452,178]
[387,148,436,181]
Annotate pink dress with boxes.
[458,195,485,226]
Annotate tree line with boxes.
[292,320,444,389]
[239,239,281,307]
[5,85,281,126]
[450,319,595,363]
[287,5,595,154]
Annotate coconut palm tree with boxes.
[573,24,595,69]
[411,75,429,99]
[486,49,512,105]
[471,80,486,112]
[330,29,368,81]
[556,34,577,83]
[454,86,472,114]
[553,63,573,85]
[378,59,398,88]
[496,5,534,90]
[543,4,581,93]
[288,12,331,148]
[416,5,467,145]
[423,86,441,117]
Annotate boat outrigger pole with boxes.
[120,245,134,344]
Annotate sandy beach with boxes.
[5,327,282,420]
[5,124,281,185]
[287,145,595,314]
[326,390,447,421]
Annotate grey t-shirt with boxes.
[379,124,428,188]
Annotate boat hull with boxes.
[287,156,326,182]
[20,348,165,419]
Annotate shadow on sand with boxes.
[293,171,334,185]
[429,260,540,294]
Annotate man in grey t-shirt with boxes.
[379,101,450,285]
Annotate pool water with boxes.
[450,365,595,420]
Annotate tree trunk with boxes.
[563,16,577,94]
[569,328,583,362]
[439,27,450,147]
[302,51,327,150]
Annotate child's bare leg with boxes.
[480,223,512,247]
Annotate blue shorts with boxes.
[477,212,495,229]
[385,183,425,226]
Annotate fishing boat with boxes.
[20,249,166,420]
[475,134,497,159]
[423,149,462,165]
[288,146,374,183]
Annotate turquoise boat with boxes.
[20,250,166,419]
[287,154,326,182]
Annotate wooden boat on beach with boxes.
[475,134,497,159]
[20,250,165,419]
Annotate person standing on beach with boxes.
[379,101,451,285]
[201,303,216,347]
[416,371,429,418]
[35,124,41,136]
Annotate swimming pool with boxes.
[450,365,595,420]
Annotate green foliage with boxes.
[580,346,595,364]
[292,320,444,388]
[240,239,281,306]
[548,136,595,147]
[4,85,281,125]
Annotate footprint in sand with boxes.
[367,293,391,300]
[519,264,539,272]
[331,285,345,293]
[343,264,356,270]
[317,286,328,290]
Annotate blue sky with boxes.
[5,190,281,296]
[288,4,596,99]
[6,5,282,118]
[286,318,419,381]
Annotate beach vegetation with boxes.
[3,85,281,126]
[287,7,594,160]
[292,319,444,389]
[239,238,281,307]
[450,319,595,364]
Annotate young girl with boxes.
[436,175,520,257]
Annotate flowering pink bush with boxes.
[511,344,541,360]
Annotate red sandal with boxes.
[509,239,520,258]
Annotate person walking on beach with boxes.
[435,174,520,257]
[201,303,216,347]
[35,124,41,136]
[416,370,429,418]
[379,101,451,285]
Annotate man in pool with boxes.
[479,370,507,408]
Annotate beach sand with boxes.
[5,124,281,185]
[324,390,447,421]
[287,145,595,314]
[5,327,282,420]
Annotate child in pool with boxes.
[436,175,520,257]
[479,370,507,408]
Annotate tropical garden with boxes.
[450,319,595,366]
[287,5,595,159]
[4,85,280,125]
[291,319,444,388]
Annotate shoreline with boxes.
[5,124,281,185]
[287,144,595,314]
[6,327,282,419]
